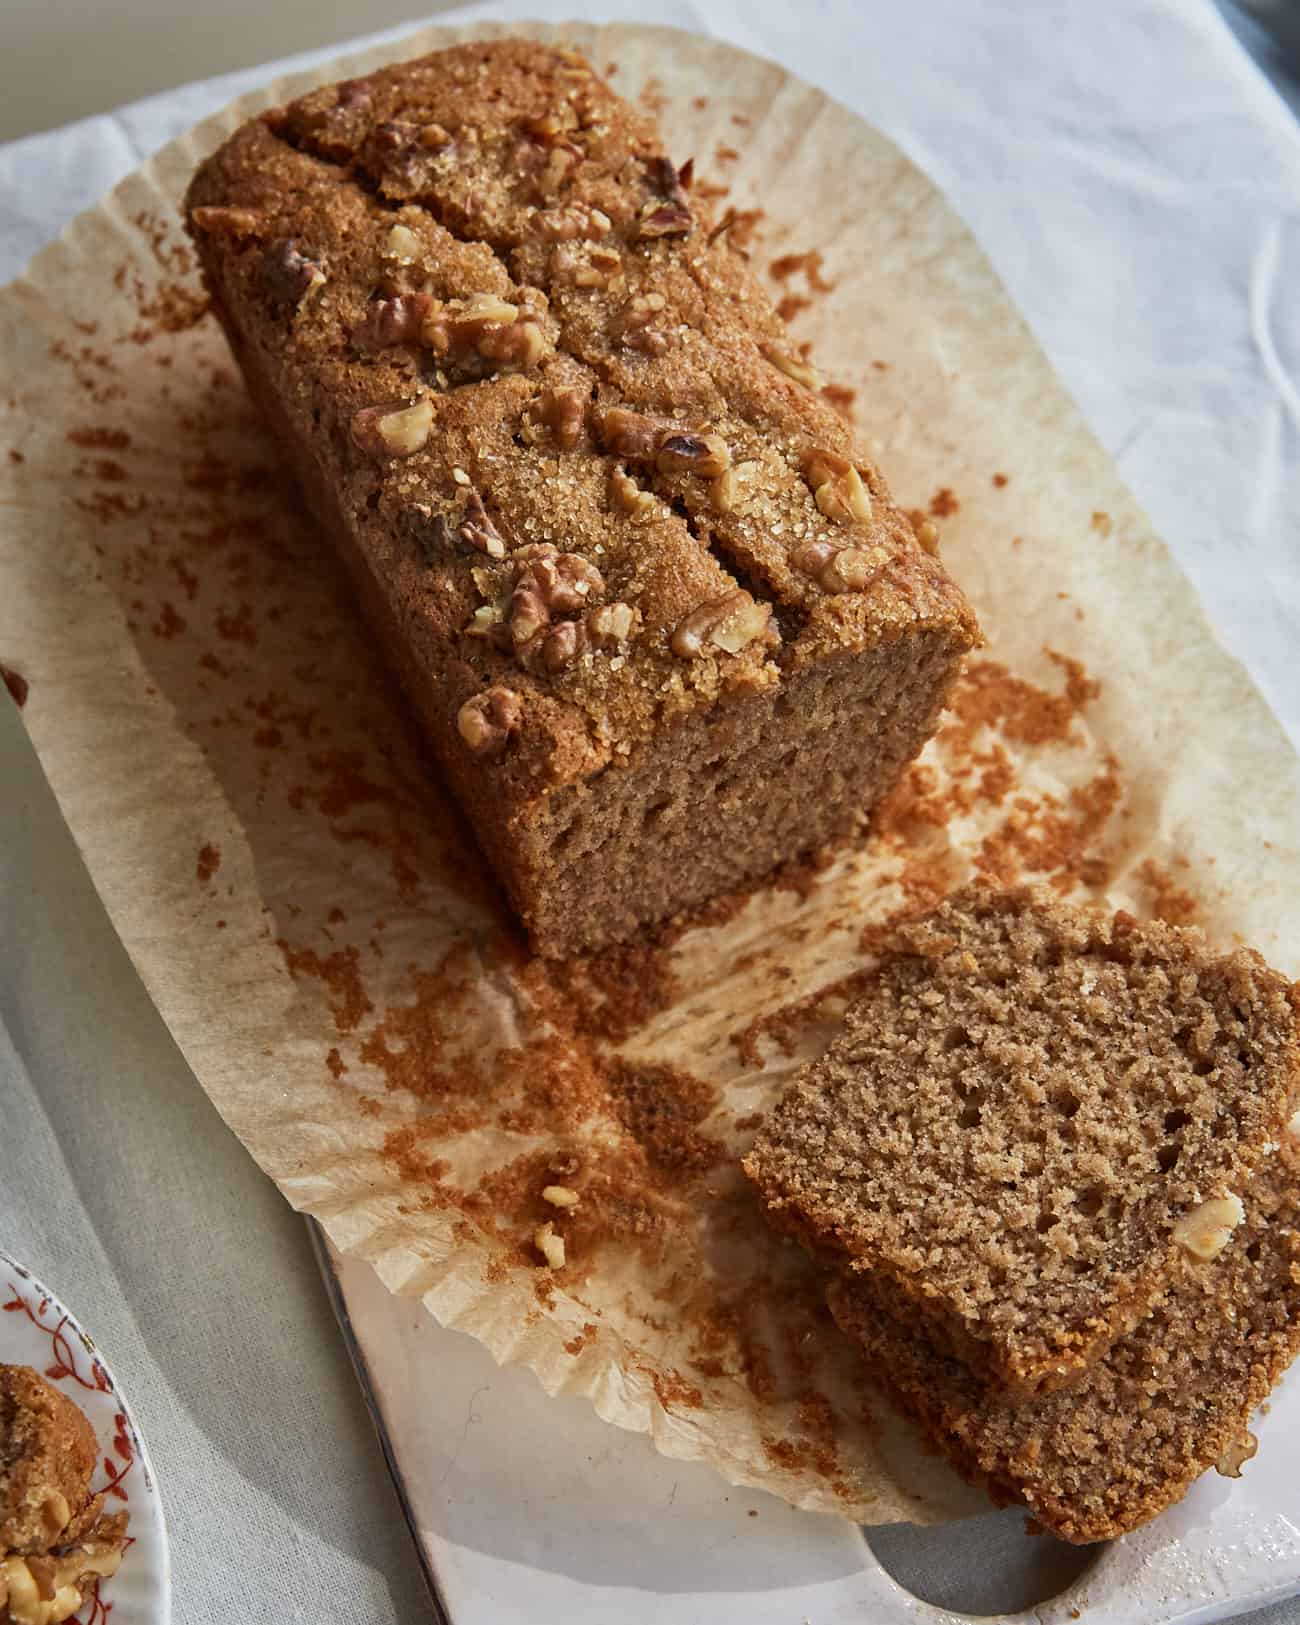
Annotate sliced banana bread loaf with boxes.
[184,39,979,957]
[828,1149,1300,1542]
[745,886,1300,1396]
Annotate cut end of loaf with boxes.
[745,885,1300,1393]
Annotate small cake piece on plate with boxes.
[744,885,1300,1397]
[827,1149,1300,1543]
[1,1364,128,1625]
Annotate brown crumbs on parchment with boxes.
[714,143,741,164]
[710,206,763,254]
[992,472,1009,488]
[215,603,257,645]
[776,292,810,324]
[691,95,708,110]
[1,664,30,708]
[382,1123,450,1188]
[564,1322,599,1356]
[606,1059,726,1178]
[196,842,221,884]
[1091,510,1113,536]
[7,449,24,465]
[325,1047,347,1079]
[974,753,1123,893]
[733,969,877,1068]
[522,939,681,1044]
[768,250,835,293]
[1136,858,1201,926]
[152,601,186,640]
[929,487,959,518]
[638,77,669,118]
[67,426,131,451]
[821,383,856,422]
[946,655,1099,750]
[277,939,374,1033]
[636,1359,704,1411]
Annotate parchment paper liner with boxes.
[2,21,1297,1525]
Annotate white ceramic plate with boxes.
[0,1253,170,1625]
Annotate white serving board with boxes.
[313,1230,1300,1624]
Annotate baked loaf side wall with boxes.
[187,39,979,954]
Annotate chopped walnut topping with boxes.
[593,407,729,478]
[594,406,664,461]
[1173,1193,1245,1261]
[534,386,587,451]
[539,619,588,672]
[671,591,773,659]
[526,112,574,142]
[912,517,941,555]
[534,1221,566,1269]
[587,600,637,649]
[709,468,736,513]
[501,545,606,670]
[423,293,549,374]
[354,292,435,351]
[792,538,889,593]
[456,489,507,558]
[636,199,694,240]
[647,154,691,205]
[372,119,417,152]
[512,545,604,618]
[617,292,672,355]
[542,1184,581,1207]
[382,222,423,264]
[608,467,658,522]
[1215,1430,1258,1479]
[350,396,434,458]
[761,342,819,389]
[802,449,873,524]
[549,243,624,290]
[190,204,264,239]
[261,241,326,307]
[457,686,522,757]
[656,432,731,479]
[530,203,612,241]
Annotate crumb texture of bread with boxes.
[184,38,979,955]
[745,885,1300,1393]
[828,1153,1300,1543]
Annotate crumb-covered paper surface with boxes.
[2,21,1298,1525]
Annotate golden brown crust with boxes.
[745,885,1300,1397]
[184,39,979,955]
[828,1152,1300,1543]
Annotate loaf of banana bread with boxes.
[745,886,1300,1397]
[186,38,979,956]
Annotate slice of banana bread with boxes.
[744,886,1300,1397]
[828,1149,1300,1543]
[184,39,979,958]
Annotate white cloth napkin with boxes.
[2,3,1298,1622]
